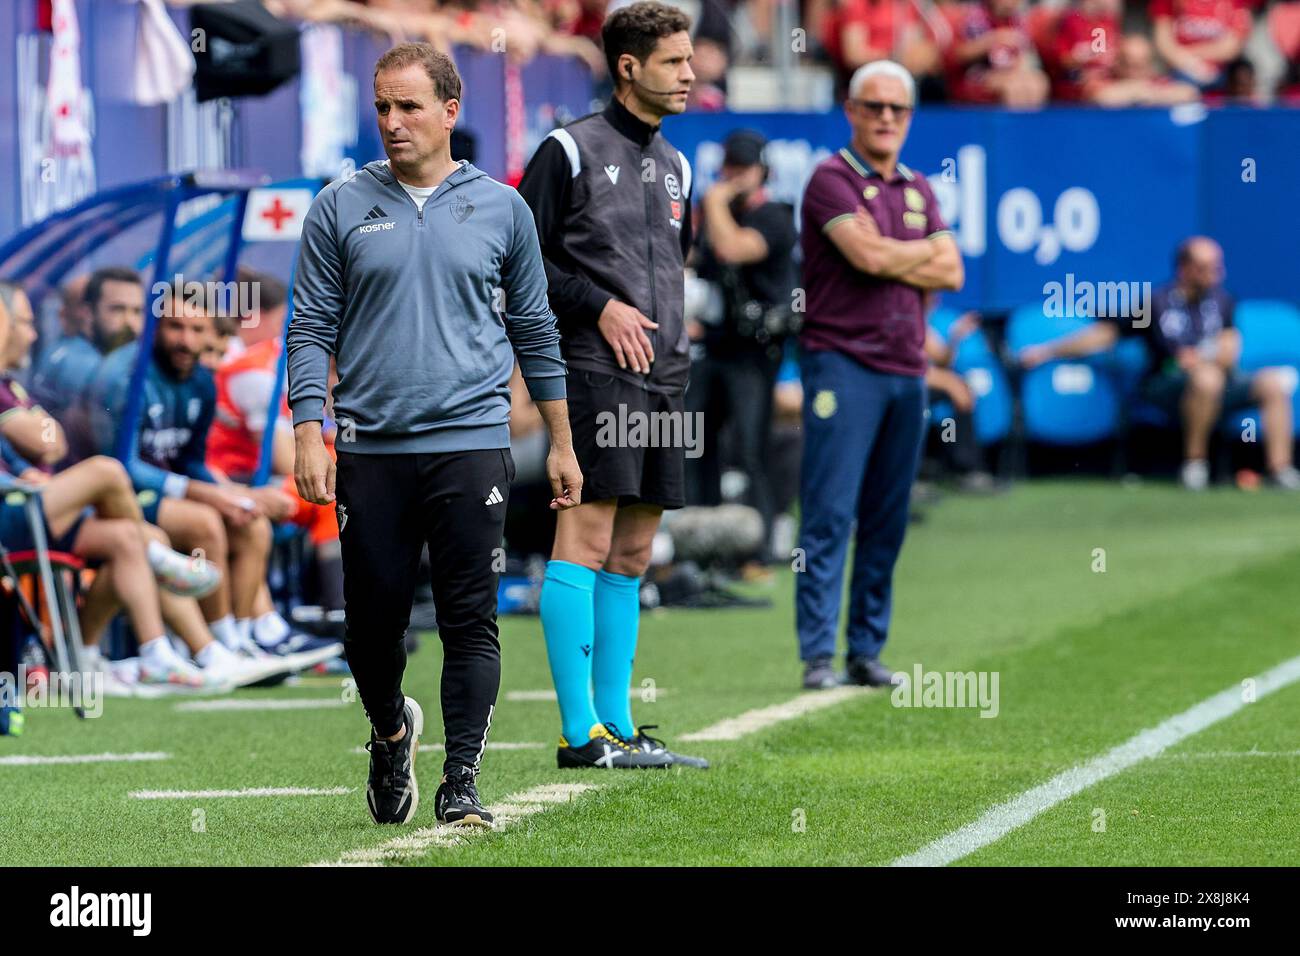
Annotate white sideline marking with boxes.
[1166,749,1300,759]
[891,653,1300,867]
[349,742,546,755]
[308,783,599,866]
[317,681,876,866]
[0,751,170,767]
[505,689,667,702]
[174,698,349,713]
[680,686,870,741]
[131,787,353,799]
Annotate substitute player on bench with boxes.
[518,1,707,770]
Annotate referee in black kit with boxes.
[517,2,708,770]
[289,44,582,828]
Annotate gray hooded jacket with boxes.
[286,159,566,453]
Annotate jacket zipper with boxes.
[394,177,428,229]
[641,146,657,390]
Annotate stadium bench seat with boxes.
[1111,336,1173,429]
[928,307,1013,445]
[2,547,90,716]
[1006,304,1121,445]
[1221,299,1300,441]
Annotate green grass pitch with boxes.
[2,480,1298,866]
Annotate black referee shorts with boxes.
[334,448,513,774]
[567,369,687,510]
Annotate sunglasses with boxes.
[851,99,913,118]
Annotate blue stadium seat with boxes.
[1005,304,1121,445]
[928,307,1012,445]
[1235,300,1300,371]
[1222,300,1300,441]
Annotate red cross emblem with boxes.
[260,198,296,232]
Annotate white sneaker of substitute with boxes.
[146,539,221,599]
[102,657,168,700]
[137,637,234,693]
[1180,459,1209,491]
[195,639,295,687]
[251,612,343,672]
[1269,465,1300,490]
[80,646,137,699]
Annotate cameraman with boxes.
[685,129,798,560]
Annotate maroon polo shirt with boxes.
[800,147,950,377]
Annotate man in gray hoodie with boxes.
[288,43,583,829]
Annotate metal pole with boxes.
[21,492,85,719]
[115,186,183,462]
[252,260,296,490]
[774,0,797,109]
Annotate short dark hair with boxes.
[602,2,692,84]
[212,311,240,339]
[85,266,141,310]
[374,42,462,103]
[236,266,288,314]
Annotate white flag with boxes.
[48,0,90,151]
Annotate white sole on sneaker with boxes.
[269,644,344,674]
[405,696,424,824]
[365,696,424,825]
[223,658,299,688]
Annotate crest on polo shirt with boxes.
[813,390,837,419]
[902,186,928,229]
[664,173,681,201]
[863,185,879,201]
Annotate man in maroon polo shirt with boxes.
[796,60,965,690]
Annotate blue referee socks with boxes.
[592,569,641,739]
[539,560,600,745]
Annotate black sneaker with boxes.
[803,656,838,690]
[434,765,493,828]
[556,724,673,769]
[844,656,898,688]
[616,723,710,770]
[364,697,423,825]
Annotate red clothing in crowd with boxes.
[1052,9,1121,99]
[1148,0,1251,63]
[822,0,918,71]
[948,4,1035,102]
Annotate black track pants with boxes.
[335,449,514,774]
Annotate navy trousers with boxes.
[796,349,926,662]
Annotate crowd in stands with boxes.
[180,0,1300,107]
[816,0,1300,106]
